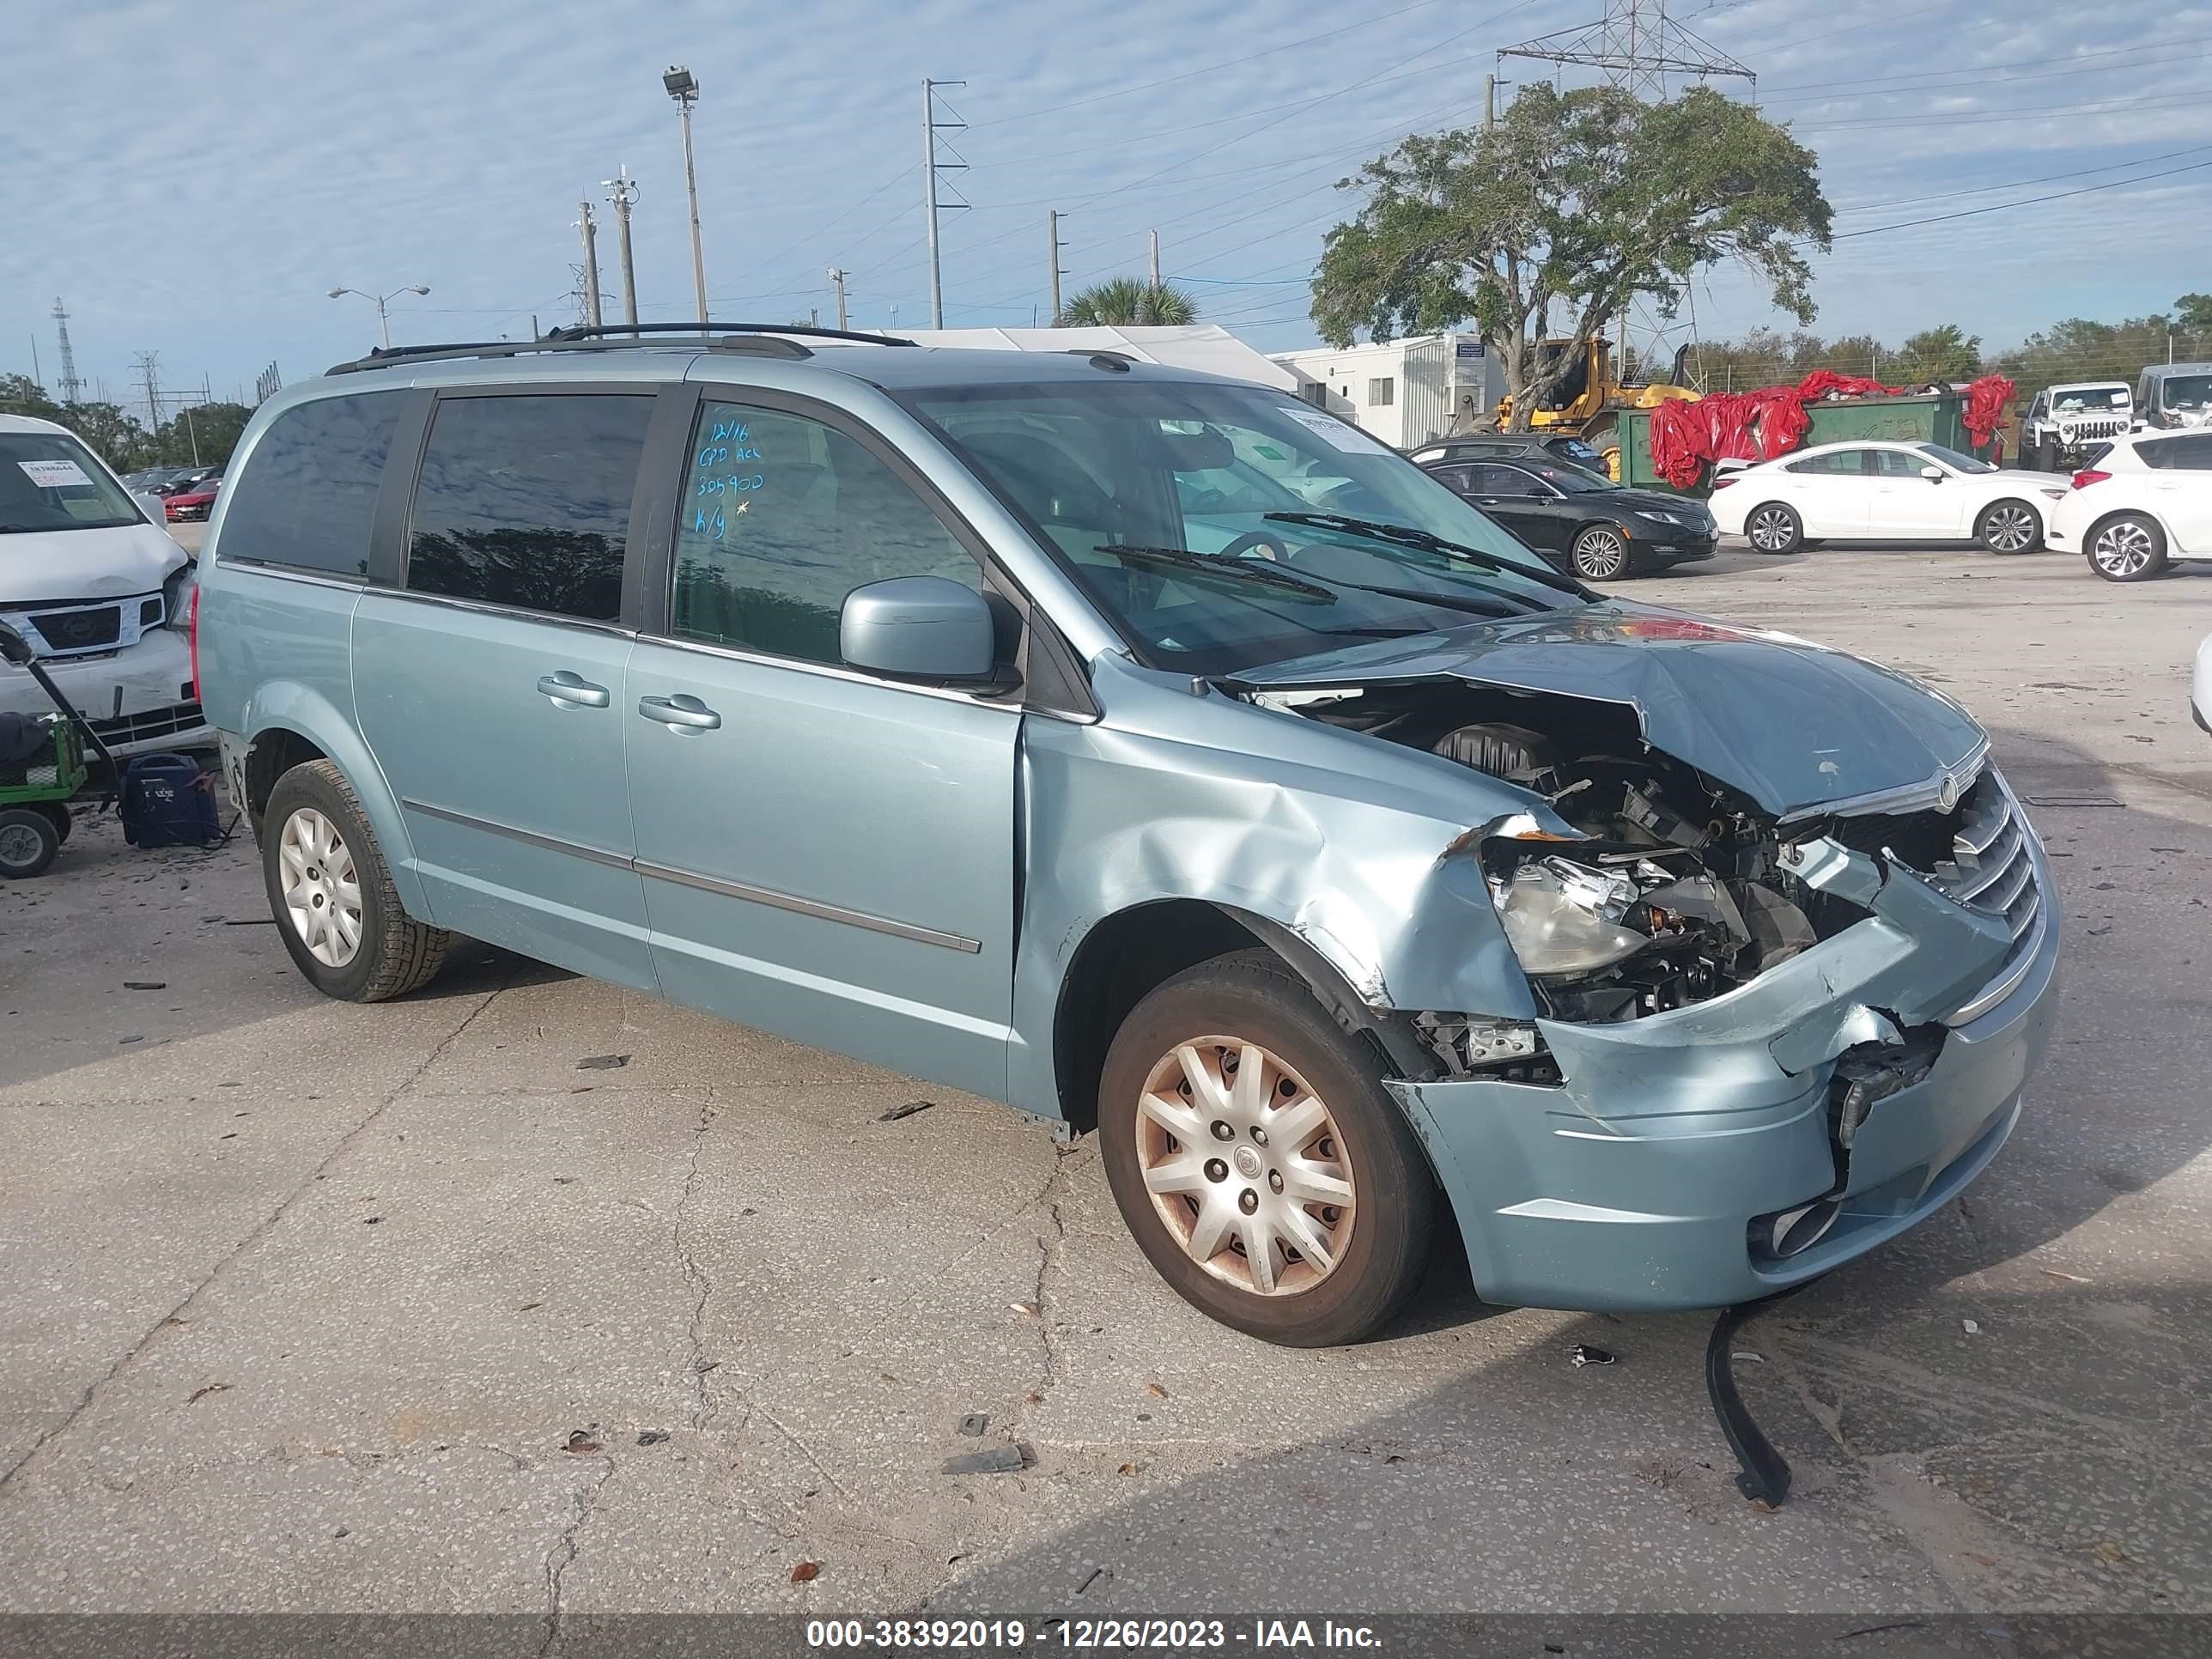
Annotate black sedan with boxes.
[1419,456,1717,580]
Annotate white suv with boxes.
[0,414,210,756]
[2045,428,2212,580]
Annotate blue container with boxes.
[120,754,222,848]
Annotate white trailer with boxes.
[1271,333,1505,449]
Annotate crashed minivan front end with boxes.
[1202,605,2060,1311]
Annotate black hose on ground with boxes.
[1705,1276,1827,1508]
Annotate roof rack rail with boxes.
[541,321,919,347]
[324,322,919,378]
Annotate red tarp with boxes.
[1644,371,2019,489]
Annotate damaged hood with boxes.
[1225,601,1987,819]
[2,520,188,604]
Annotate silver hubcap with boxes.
[1984,504,2035,551]
[1576,532,1626,578]
[0,823,43,866]
[2094,521,2154,575]
[1748,507,1793,550]
[279,807,362,968]
[1134,1037,1357,1297]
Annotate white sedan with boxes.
[2044,429,2212,582]
[1710,440,2070,556]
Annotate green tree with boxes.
[2173,293,2212,337]
[154,402,254,470]
[0,374,64,420]
[1892,324,1981,385]
[1057,276,1199,326]
[1310,83,1832,429]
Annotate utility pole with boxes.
[575,201,604,329]
[826,266,849,331]
[1047,210,1065,325]
[52,298,83,404]
[1484,73,1497,127]
[663,67,708,325]
[1149,228,1162,293]
[922,78,969,329]
[605,167,641,336]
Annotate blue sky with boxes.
[7,0,2210,408]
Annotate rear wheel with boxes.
[1570,525,1632,580]
[2086,513,2168,582]
[0,807,60,878]
[263,761,452,1000]
[1098,951,1438,1346]
[1745,501,1804,555]
[1977,498,2043,554]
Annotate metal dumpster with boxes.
[1619,391,1999,497]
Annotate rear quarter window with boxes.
[2138,434,2212,470]
[216,392,406,576]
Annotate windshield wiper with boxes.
[1092,544,1337,600]
[1262,511,1589,597]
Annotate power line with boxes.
[1834,156,2212,240]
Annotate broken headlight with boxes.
[1490,857,1650,975]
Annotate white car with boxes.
[1,414,211,758]
[2196,632,2212,735]
[1709,439,2070,556]
[2045,429,2212,582]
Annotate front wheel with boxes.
[1977,498,2043,554]
[0,807,60,878]
[2086,513,2168,582]
[1097,951,1438,1346]
[263,760,452,1000]
[1744,501,1804,556]
[1570,525,1632,580]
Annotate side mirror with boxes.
[0,620,33,666]
[1920,465,1946,482]
[840,576,997,682]
[133,492,171,528]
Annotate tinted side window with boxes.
[404,394,651,622]
[216,392,404,576]
[671,400,979,665]
[2140,434,2212,470]
[1472,464,1540,497]
[1874,449,1929,477]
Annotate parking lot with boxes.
[3,537,2209,1621]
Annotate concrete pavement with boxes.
[3,540,2209,1620]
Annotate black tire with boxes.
[0,807,60,878]
[40,802,71,843]
[1570,524,1632,581]
[262,760,451,1001]
[1976,497,2043,555]
[1097,949,1439,1346]
[1743,501,1803,556]
[2085,512,2169,583]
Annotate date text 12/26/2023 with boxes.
[805,1619,1384,1649]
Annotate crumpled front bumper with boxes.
[1386,837,2061,1312]
[0,630,212,760]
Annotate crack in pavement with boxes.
[538,1451,617,1656]
[673,1096,721,1435]
[0,975,513,1496]
[1023,1142,1084,1418]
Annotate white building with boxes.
[1270,333,1506,450]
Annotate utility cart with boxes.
[0,620,122,878]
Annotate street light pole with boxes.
[664,66,708,326]
[328,285,431,350]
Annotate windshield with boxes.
[1918,442,1995,474]
[2052,387,2128,411]
[2160,374,2212,412]
[902,379,1582,674]
[1,432,143,535]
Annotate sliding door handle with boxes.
[638,694,721,732]
[538,672,611,708]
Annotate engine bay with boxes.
[1273,683,1883,1024]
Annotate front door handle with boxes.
[639,693,722,732]
[538,672,611,708]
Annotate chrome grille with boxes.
[1920,774,2046,1023]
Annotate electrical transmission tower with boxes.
[52,298,84,404]
[921,78,969,330]
[1498,0,1753,101]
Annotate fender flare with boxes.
[1209,905,1437,1082]
[242,679,428,919]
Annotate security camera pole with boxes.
[664,65,708,326]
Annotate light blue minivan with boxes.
[197,326,2057,1346]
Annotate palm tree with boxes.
[1056,276,1199,327]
